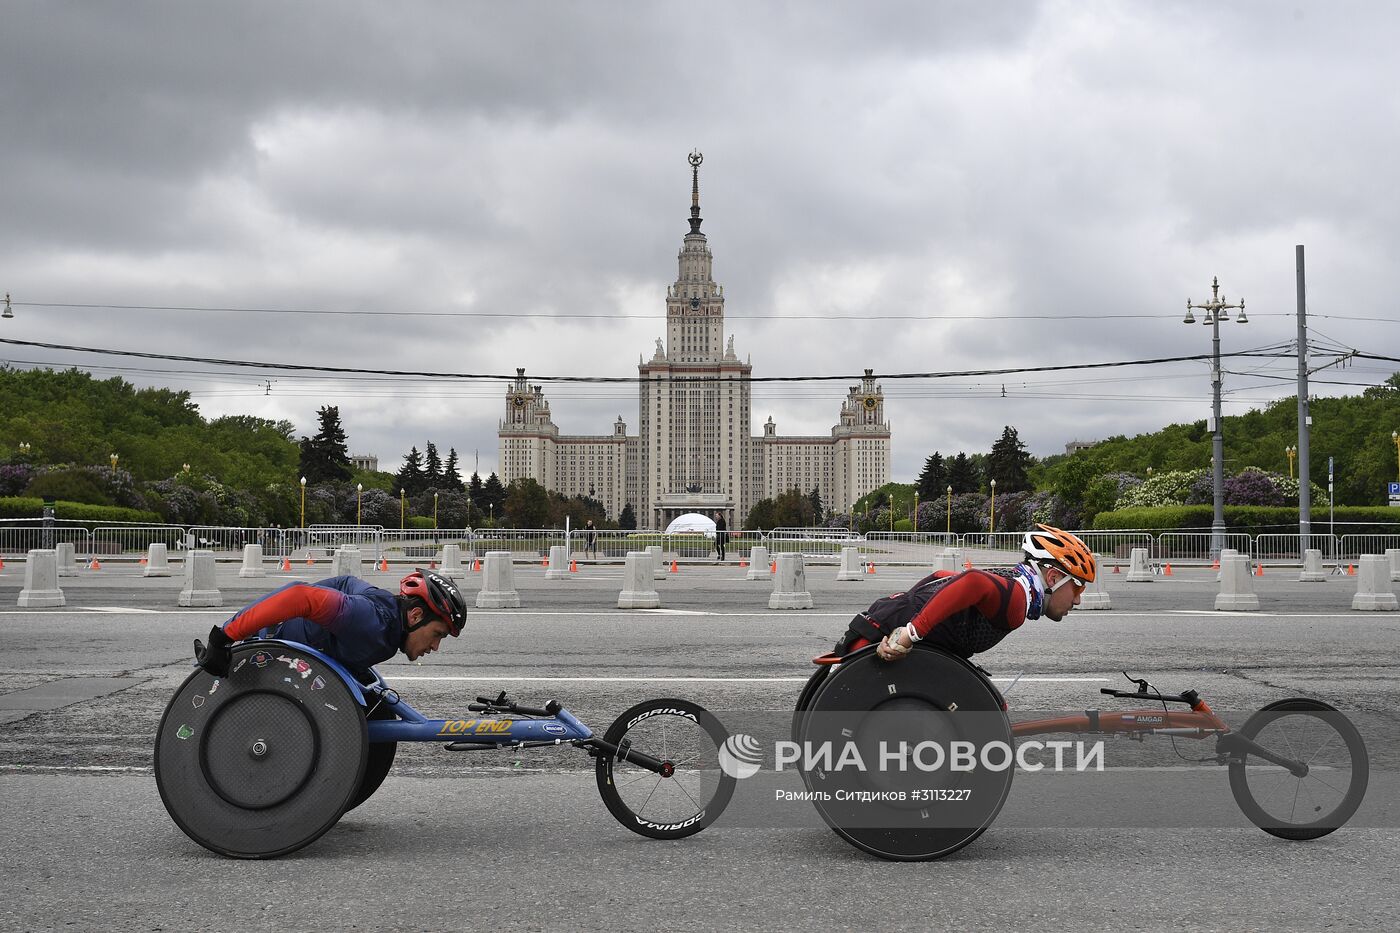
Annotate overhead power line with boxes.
[0,335,1298,384]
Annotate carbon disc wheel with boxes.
[155,644,367,858]
[799,645,1013,861]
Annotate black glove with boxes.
[194,625,233,677]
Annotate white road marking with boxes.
[383,675,1111,683]
[84,607,161,613]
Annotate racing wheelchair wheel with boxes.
[344,702,398,814]
[1227,698,1369,841]
[595,698,737,840]
[796,643,1013,861]
[155,644,368,858]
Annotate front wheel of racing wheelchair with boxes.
[792,642,1014,861]
[155,643,369,859]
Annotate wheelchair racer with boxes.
[192,567,469,677]
[828,524,1096,663]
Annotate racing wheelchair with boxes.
[792,642,1370,861]
[155,640,736,858]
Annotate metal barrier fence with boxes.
[1337,534,1400,561]
[188,526,287,561]
[1154,532,1252,565]
[92,525,187,558]
[861,532,959,566]
[1252,533,1339,565]
[0,521,92,559]
[379,529,472,563]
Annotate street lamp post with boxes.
[1185,276,1247,558]
[1391,431,1399,483]
[356,483,363,527]
[400,488,406,529]
[1286,445,1297,480]
[433,492,439,531]
[945,485,953,536]
[913,491,919,532]
[989,479,996,535]
[109,453,119,473]
[300,476,307,529]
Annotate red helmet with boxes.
[399,568,467,635]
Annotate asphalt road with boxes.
[2,560,1398,931]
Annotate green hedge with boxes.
[0,496,163,524]
[1093,505,1400,536]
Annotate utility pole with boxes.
[1295,246,1312,554]
[1185,276,1247,558]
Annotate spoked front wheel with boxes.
[595,698,736,840]
[1227,698,1369,840]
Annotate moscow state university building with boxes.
[498,154,891,529]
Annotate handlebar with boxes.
[468,693,563,717]
[1100,687,1200,706]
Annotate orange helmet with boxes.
[1022,523,1096,584]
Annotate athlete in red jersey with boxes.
[829,525,1097,663]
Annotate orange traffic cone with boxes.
[139,557,147,566]
[669,560,679,573]
[0,556,5,570]
[1211,558,1220,570]
[1113,564,1120,574]
[1163,563,1173,576]
[473,558,481,571]
[1254,563,1264,577]
[739,559,748,568]
[378,558,389,571]
[430,560,438,569]
[281,557,292,571]
[770,560,777,574]
[866,561,876,574]
[963,559,973,570]
[89,559,102,570]
[541,556,548,567]
[569,559,578,573]
[306,555,315,565]
[1347,563,1357,576]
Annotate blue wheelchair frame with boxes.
[257,638,601,751]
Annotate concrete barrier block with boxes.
[1214,548,1239,582]
[545,545,571,580]
[55,541,79,577]
[746,546,770,581]
[646,545,666,580]
[1386,548,1400,583]
[1079,554,1110,609]
[618,551,660,609]
[1215,554,1259,611]
[1352,554,1398,611]
[769,553,813,610]
[17,550,65,608]
[836,546,864,581]
[179,549,223,608]
[934,548,963,574]
[1125,547,1153,583]
[1299,548,1326,583]
[239,543,266,578]
[439,544,467,580]
[475,551,521,609]
[144,542,172,577]
[331,546,364,578]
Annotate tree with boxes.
[443,448,465,491]
[619,502,637,530]
[503,478,551,528]
[745,497,778,530]
[986,426,1033,493]
[298,406,352,483]
[424,442,443,486]
[482,473,506,519]
[947,453,979,494]
[395,446,425,496]
[808,488,824,525]
[467,471,484,510]
[916,452,946,499]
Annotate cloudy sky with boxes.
[3,1,1397,483]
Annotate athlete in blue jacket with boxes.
[193,568,468,677]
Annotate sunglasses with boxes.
[1048,570,1087,593]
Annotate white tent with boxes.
[664,512,717,536]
